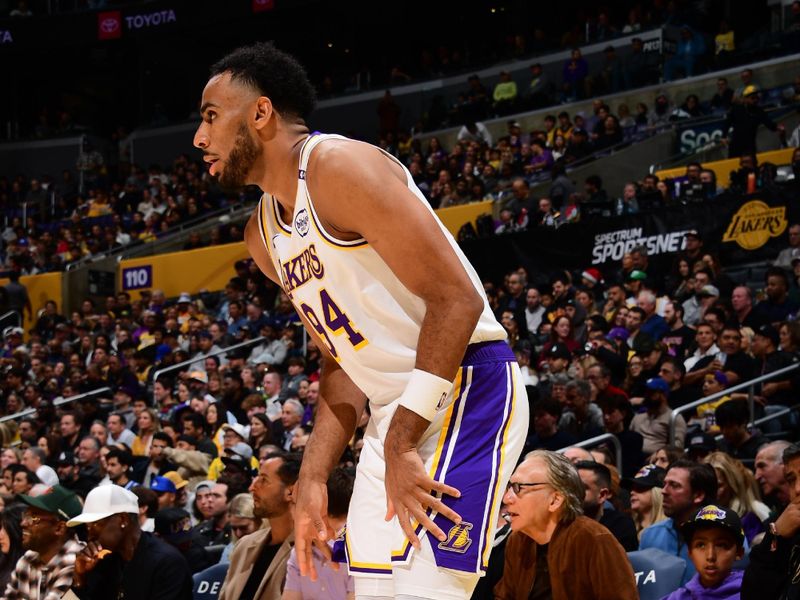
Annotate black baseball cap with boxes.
[154,508,194,544]
[622,464,666,491]
[755,324,780,347]
[687,432,717,452]
[680,504,745,546]
[548,342,571,361]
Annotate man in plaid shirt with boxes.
[2,485,84,600]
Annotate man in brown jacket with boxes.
[219,452,299,600]
[495,450,638,600]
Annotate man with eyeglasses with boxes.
[495,450,637,599]
[3,485,84,599]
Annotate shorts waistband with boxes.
[461,340,515,366]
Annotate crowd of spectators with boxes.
[0,184,800,595]
[0,153,258,276]
[372,67,796,241]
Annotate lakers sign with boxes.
[722,200,787,250]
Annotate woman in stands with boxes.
[131,407,160,456]
[627,465,668,539]
[0,504,24,592]
[206,403,225,454]
[537,315,580,368]
[248,413,272,450]
[667,257,694,301]
[623,354,646,398]
[779,320,800,354]
[704,451,770,543]
[648,445,684,470]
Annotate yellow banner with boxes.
[0,272,62,333]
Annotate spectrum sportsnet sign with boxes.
[98,8,177,40]
[591,227,691,264]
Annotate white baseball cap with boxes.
[66,485,139,527]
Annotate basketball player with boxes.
[194,43,528,600]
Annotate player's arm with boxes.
[307,141,482,544]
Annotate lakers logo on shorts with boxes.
[438,521,473,554]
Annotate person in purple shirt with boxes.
[662,504,745,600]
[562,48,588,101]
[283,467,355,600]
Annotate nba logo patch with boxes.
[438,522,473,554]
[294,209,310,237]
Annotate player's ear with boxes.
[254,96,274,130]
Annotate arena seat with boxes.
[192,562,229,600]
[627,548,686,600]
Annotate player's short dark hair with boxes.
[210,42,317,120]
[131,486,159,517]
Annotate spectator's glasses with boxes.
[21,512,58,526]
[506,481,549,496]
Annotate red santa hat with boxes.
[581,268,603,285]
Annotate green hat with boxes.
[18,485,83,521]
[628,270,647,281]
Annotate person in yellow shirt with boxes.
[206,424,258,480]
[694,371,730,432]
[493,71,518,116]
[715,20,735,59]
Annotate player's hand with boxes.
[293,474,335,581]
[384,445,461,550]
[775,501,800,538]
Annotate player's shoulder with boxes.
[308,137,387,181]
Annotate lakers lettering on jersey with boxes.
[256,133,505,407]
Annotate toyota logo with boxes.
[100,18,119,33]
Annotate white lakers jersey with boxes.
[256,133,505,406]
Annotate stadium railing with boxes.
[558,432,623,474]
[669,362,800,445]
[0,386,112,425]
[150,336,266,404]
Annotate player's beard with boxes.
[218,123,262,191]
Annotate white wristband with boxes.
[397,369,454,422]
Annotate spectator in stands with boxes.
[67,485,193,599]
[755,440,792,513]
[526,63,553,108]
[561,48,588,102]
[492,71,518,116]
[743,443,800,598]
[664,504,745,600]
[637,290,668,340]
[704,451,769,544]
[599,393,644,478]
[649,92,674,128]
[576,460,638,551]
[623,464,667,540]
[710,77,735,114]
[559,379,603,441]
[524,397,577,453]
[774,224,800,271]
[723,86,784,157]
[664,25,706,81]
[219,453,298,600]
[456,121,492,147]
[631,376,687,455]
[750,325,799,418]
[524,287,545,339]
[640,459,719,584]
[495,450,638,599]
[284,467,354,600]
